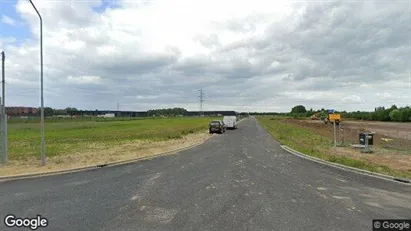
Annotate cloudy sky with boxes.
[0,0,410,112]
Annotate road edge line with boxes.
[280,145,411,185]
[0,132,216,182]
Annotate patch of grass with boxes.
[257,116,411,179]
[7,116,221,160]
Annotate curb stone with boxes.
[280,145,411,185]
[0,132,216,182]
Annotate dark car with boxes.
[209,120,225,134]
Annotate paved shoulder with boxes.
[0,117,410,231]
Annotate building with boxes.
[6,107,38,116]
[184,111,239,116]
[67,110,239,117]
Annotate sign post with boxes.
[328,113,341,147]
[333,121,337,147]
[329,113,341,122]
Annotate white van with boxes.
[223,116,237,129]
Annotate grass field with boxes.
[7,116,221,160]
[257,116,411,179]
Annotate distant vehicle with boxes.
[223,116,237,129]
[209,120,225,134]
[311,112,321,120]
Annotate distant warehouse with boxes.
[66,110,239,117]
[6,107,38,116]
[67,110,148,117]
[184,111,239,116]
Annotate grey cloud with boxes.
[96,54,179,77]
[261,0,410,85]
[193,33,220,49]
[6,0,411,112]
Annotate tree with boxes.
[398,108,411,122]
[291,105,307,114]
[389,109,400,122]
[40,107,54,117]
[147,107,187,117]
[65,107,78,111]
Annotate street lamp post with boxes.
[29,0,46,166]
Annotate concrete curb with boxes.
[0,132,216,182]
[280,145,411,185]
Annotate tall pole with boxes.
[198,89,204,116]
[29,0,45,166]
[1,51,4,109]
[1,51,7,164]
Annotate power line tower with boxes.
[198,89,204,116]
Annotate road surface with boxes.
[1,117,410,231]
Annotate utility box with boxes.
[359,133,374,145]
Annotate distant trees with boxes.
[291,105,307,114]
[35,107,79,116]
[65,107,78,112]
[147,108,187,117]
[389,109,400,121]
[342,105,411,122]
[23,104,411,122]
[285,104,411,122]
[288,105,317,118]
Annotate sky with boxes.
[0,0,410,112]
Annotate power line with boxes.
[198,89,204,116]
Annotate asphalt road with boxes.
[1,117,410,231]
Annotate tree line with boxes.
[35,107,188,117]
[13,107,190,117]
[146,108,188,116]
[287,105,411,122]
[12,104,411,122]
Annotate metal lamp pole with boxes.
[29,0,46,166]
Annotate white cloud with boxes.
[67,76,101,84]
[1,15,16,26]
[1,0,410,112]
[342,95,364,103]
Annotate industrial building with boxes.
[6,107,38,116]
[5,107,241,118]
[67,110,239,117]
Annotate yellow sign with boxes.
[329,114,341,121]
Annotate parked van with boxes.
[223,116,237,129]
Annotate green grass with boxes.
[8,116,167,124]
[7,116,221,160]
[258,116,411,179]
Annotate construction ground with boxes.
[282,118,411,172]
